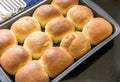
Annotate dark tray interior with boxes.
[0,0,120,82]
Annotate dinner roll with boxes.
[0,29,17,55]
[24,31,53,59]
[40,47,74,78]
[11,16,41,43]
[45,17,75,43]
[82,17,113,45]
[67,5,93,30]
[33,4,63,28]
[0,45,32,75]
[60,32,91,59]
[15,60,49,82]
[51,0,79,16]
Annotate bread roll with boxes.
[15,60,49,82]
[0,29,17,55]
[11,16,41,43]
[60,32,91,59]
[0,45,32,75]
[51,0,79,16]
[82,17,113,45]
[67,5,93,30]
[33,4,63,28]
[24,31,53,59]
[45,17,75,43]
[40,47,74,78]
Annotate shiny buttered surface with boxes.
[0,0,113,82]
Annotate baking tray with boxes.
[0,0,120,82]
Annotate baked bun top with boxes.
[45,17,75,43]
[15,60,49,82]
[0,29,17,55]
[0,45,32,75]
[33,4,63,28]
[40,47,74,78]
[11,16,41,43]
[83,17,113,45]
[51,0,79,16]
[24,31,53,59]
[67,5,93,30]
[60,32,91,59]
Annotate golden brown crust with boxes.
[15,60,49,82]
[40,47,74,78]
[11,16,41,43]
[67,5,93,30]
[33,4,63,27]
[0,45,32,75]
[23,31,53,59]
[0,29,17,55]
[60,32,91,59]
[51,0,79,16]
[82,17,113,45]
[45,17,75,43]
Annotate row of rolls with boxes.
[0,0,113,82]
